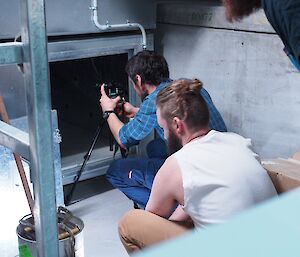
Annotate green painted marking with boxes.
[19,245,33,257]
[190,11,213,23]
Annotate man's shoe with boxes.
[133,202,140,209]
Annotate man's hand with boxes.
[100,84,121,112]
[121,102,139,118]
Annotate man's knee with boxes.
[118,209,144,234]
[118,210,146,253]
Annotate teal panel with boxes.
[136,189,300,257]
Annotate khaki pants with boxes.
[118,209,194,254]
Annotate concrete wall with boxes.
[156,3,300,158]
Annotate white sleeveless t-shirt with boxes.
[173,130,277,229]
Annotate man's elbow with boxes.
[116,136,127,150]
[118,141,127,150]
[118,136,139,150]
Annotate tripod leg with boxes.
[65,120,106,205]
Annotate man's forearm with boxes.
[107,113,126,148]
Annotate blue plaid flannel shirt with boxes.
[119,81,227,148]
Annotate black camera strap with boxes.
[112,141,128,159]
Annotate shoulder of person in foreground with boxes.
[145,156,183,218]
[222,131,261,162]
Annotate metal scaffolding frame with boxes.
[0,0,59,256]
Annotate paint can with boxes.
[16,207,84,257]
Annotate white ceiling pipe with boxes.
[90,0,147,50]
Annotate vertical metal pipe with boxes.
[90,0,147,49]
[20,0,59,256]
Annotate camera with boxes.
[103,82,125,99]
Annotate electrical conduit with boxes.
[90,0,147,50]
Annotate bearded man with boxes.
[117,78,277,254]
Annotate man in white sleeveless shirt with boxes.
[118,79,277,254]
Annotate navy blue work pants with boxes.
[106,157,165,209]
[106,138,167,209]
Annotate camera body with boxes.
[96,81,125,99]
[104,82,125,99]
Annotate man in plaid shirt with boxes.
[100,51,227,209]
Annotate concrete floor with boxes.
[66,176,132,257]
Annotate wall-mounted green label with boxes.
[190,11,213,23]
[19,245,33,257]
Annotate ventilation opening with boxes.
[50,54,129,182]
